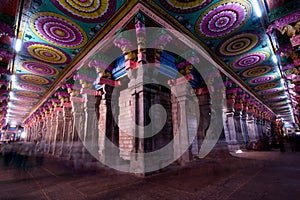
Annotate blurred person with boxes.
[35,140,45,166]
[1,141,13,167]
[19,141,35,170]
[289,132,297,152]
[71,141,82,174]
[278,135,285,153]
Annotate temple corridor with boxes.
[1,0,300,199]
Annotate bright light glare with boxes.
[252,0,262,17]
[21,131,27,139]
[11,75,16,82]
[272,55,278,63]
[9,91,13,98]
[236,149,243,154]
[10,122,17,127]
[15,39,22,52]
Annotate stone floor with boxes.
[0,146,299,200]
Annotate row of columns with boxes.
[23,69,274,172]
[223,82,273,151]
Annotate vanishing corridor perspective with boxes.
[0,1,300,198]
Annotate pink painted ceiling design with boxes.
[0,0,300,127]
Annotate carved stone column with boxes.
[70,97,85,160]
[81,92,98,161]
[234,100,245,145]
[49,110,57,154]
[53,108,64,156]
[98,85,120,165]
[45,115,52,153]
[169,75,197,165]
[247,109,257,143]
[40,119,47,141]
[60,105,73,157]
[195,91,211,156]
[223,95,239,151]
[241,109,249,143]
[255,109,262,139]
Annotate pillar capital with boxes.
[114,32,137,70]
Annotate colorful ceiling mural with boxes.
[1,0,300,128]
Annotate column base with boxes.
[227,141,240,152]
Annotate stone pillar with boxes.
[31,122,38,141]
[35,120,43,141]
[128,68,150,173]
[255,111,262,138]
[53,108,64,156]
[169,75,197,165]
[69,97,85,160]
[247,111,257,142]
[60,105,73,157]
[98,85,120,165]
[40,119,47,141]
[241,109,249,143]
[26,125,32,142]
[24,126,30,142]
[48,111,57,154]
[223,97,239,151]
[42,117,47,139]
[81,92,98,161]
[195,91,211,156]
[45,115,52,153]
[234,103,245,145]
[118,87,134,161]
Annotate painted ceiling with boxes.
[1,0,300,127]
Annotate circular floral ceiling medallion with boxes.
[253,82,279,91]
[232,51,269,69]
[26,42,71,65]
[19,74,52,85]
[51,0,116,22]
[195,0,251,39]
[21,61,59,77]
[249,75,275,85]
[218,32,260,57]
[160,0,212,14]
[17,83,46,93]
[30,12,87,49]
[14,91,41,98]
[242,66,272,78]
